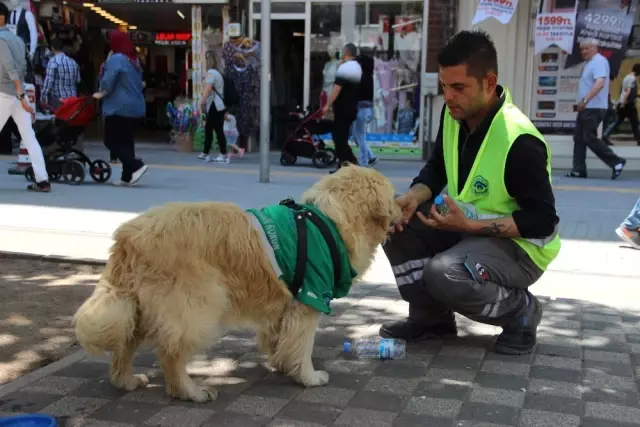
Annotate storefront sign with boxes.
[565,0,637,79]
[155,32,191,46]
[534,1,578,54]
[531,46,584,134]
[472,0,519,25]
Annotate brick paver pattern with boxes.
[2,284,640,427]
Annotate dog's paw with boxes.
[167,384,218,402]
[299,370,330,387]
[127,374,149,391]
[114,374,149,391]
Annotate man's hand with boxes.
[577,100,586,112]
[321,105,330,116]
[20,98,34,115]
[417,195,470,232]
[390,193,419,233]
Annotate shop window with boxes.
[310,1,441,159]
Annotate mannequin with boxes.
[7,0,38,60]
[321,45,340,108]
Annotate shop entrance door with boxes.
[251,10,309,150]
[254,19,305,112]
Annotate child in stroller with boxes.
[25,96,112,185]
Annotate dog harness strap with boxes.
[290,211,308,298]
[278,197,343,298]
[304,211,342,288]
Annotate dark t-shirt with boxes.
[333,59,361,118]
[357,55,374,103]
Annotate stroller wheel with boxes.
[280,152,297,166]
[312,149,336,169]
[24,166,35,182]
[62,160,86,185]
[26,165,63,182]
[89,159,112,183]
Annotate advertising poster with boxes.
[565,0,637,79]
[472,0,519,25]
[534,0,578,54]
[531,46,584,134]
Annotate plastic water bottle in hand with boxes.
[343,338,406,360]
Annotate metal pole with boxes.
[426,94,434,156]
[418,0,430,161]
[259,0,271,183]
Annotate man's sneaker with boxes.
[612,159,626,180]
[368,157,379,167]
[494,293,543,355]
[197,153,211,161]
[616,225,640,249]
[379,318,458,342]
[113,180,136,187]
[212,154,230,164]
[27,181,51,192]
[130,164,148,185]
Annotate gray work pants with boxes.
[573,109,624,174]
[382,202,543,327]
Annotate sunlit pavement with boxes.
[1,143,640,426]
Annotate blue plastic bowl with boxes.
[0,414,57,427]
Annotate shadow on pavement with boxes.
[2,269,640,426]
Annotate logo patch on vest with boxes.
[471,175,489,196]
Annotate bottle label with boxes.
[379,339,394,360]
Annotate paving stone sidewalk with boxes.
[2,283,640,427]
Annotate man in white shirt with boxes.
[567,38,626,180]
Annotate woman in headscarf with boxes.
[93,30,148,186]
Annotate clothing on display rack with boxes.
[222,38,260,138]
[321,45,340,108]
[373,58,398,133]
[8,0,38,59]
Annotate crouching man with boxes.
[380,30,561,355]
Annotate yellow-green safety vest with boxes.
[441,87,561,271]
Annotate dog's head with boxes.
[300,163,401,273]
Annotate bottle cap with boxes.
[343,341,351,353]
[434,195,444,205]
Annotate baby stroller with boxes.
[280,108,336,168]
[25,96,112,185]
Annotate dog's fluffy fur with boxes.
[73,165,400,402]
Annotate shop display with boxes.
[320,44,340,108]
[530,46,584,134]
[222,25,261,141]
[7,0,38,59]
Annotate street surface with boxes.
[0,142,639,426]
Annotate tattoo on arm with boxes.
[480,222,511,236]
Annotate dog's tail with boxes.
[74,248,138,355]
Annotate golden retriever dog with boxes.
[73,164,401,402]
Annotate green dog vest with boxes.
[246,203,357,314]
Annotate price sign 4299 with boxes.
[583,12,627,30]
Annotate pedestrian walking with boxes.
[566,38,626,179]
[0,2,50,192]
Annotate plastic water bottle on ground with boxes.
[343,338,406,360]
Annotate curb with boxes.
[0,350,88,398]
[0,251,107,266]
